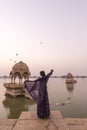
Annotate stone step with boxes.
[0,111,87,130]
[13,111,69,130]
[0,119,17,130]
[65,118,87,130]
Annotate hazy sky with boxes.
[0,0,87,76]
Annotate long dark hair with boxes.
[40,71,45,77]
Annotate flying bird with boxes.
[16,53,18,56]
[40,42,43,44]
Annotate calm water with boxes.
[0,78,87,119]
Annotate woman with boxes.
[24,69,53,119]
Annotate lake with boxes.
[0,78,87,119]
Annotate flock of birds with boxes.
[9,42,44,63]
[10,53,18,63]
[55,97,71,106]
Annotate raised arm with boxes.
[37,69,54,81]
[46,69,54,78]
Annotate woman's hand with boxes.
[51,69,54,73]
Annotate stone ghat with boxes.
[0,111,87,130]
[4,83,24,88]
[4,83,32,99]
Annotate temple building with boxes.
[66,73,77,83]
[4,61,32,99]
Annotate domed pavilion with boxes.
[10,61,31,84]
[66,73,77,83]
[4,61,32,98]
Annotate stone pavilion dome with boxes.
[66,73,73,78]
[66,73,77,83]
[10,61,31,84]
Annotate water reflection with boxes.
[2,95,35,119]
[66,83,74,92]
[1,78,87,118]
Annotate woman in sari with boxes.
[24,69,53,119]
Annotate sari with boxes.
[24,70,53,118]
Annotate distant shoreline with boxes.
[0,75,87,79]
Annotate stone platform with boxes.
[0,111,87,130]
